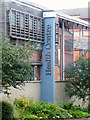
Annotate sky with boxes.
[23,0,89,10]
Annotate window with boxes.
[17,12,20,26]
[33,66,40,80]
[34,66,37,80]
[12,10,16,26]
[34,18,37,31]
[20,13,24,28]
[29,17,33,30]
[37,20,41,32]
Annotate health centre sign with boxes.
[41,11,56,103]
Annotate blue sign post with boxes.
[41,11,56,103]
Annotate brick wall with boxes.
[30,50,42,63]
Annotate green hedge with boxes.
[1,101,14,120]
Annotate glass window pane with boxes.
[20,13,24,28]
[37,20,41,32]
[12,10,16,26]
[17,12,20,26]
[29,17,33,30]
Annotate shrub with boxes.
[82,107,88,113]
[37,113,48,119]
[71,105,88,112]
[60,100,89,113]
[14,97,72,119]
[23,114,38,119]
[24,101,72,119]
[1,101,14,120]
[59,100,75,110]
[14,96,34,118]
[69,110,90,118]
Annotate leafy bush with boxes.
[30,102,72,119]
[71,105,88,112]
[82,107,89,113]
[1,101,14,120]
[37,113,48,119]
[60,100,89,113]
[14,96,34,118]
[69,110,90,118]
[14,97,72,119]
[23,114,38,119]
[59,100,75,110]
[14,96,33,109]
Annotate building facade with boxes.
[1,0,89,103]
